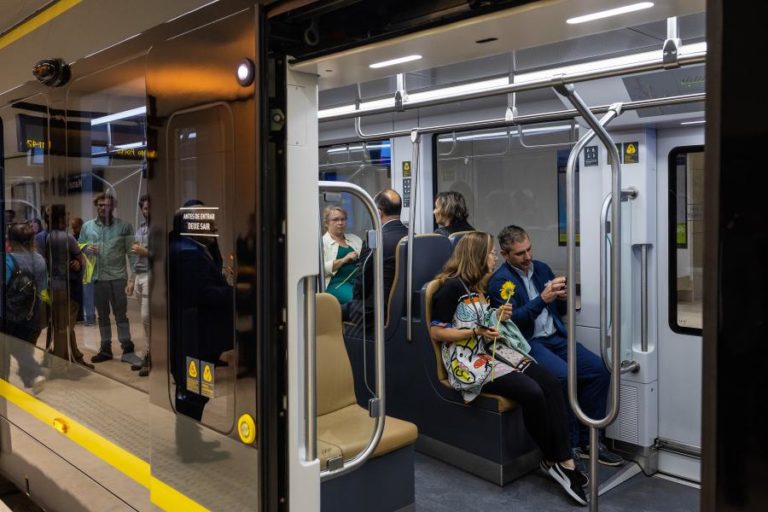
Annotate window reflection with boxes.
[670,147,704,332]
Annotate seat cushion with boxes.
[318,404,418,465]
[438,378,517,413]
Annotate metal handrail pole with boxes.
[599,194,611,369]
[406,130,420,341]
[323,51,706,121]
[304,277,317,462]
[600,192,641,374]
[318,181,385,480]
[349,92,705,140]
[640,244,649,352]
[555,83,624,512]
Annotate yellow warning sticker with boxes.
[623,141,639,164]
[201,361,215,398]
[186,357,200,394]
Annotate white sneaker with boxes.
[547,462,588,506]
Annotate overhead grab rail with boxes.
[353,93,705,140]
[555,83,622,512]
[600,190,640,374]
[317,181,386,481]
[322,48,705,122]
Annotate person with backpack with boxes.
[4,221,47,392]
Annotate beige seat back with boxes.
[316,293,357,415]
[423,280,448,382]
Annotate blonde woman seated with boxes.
[322,205,363,305]
[429,231,587,506]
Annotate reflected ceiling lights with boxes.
[236,58,255,86]
[680,120,705,125]
[91,106,146,126]
[369,54,422,69]
[566,2,654,24]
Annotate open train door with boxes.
[146,3,288,510]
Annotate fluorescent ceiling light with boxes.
[408,77,509,103]
[369,55,422,69]
[318,77,508,119]
[114,141,146,150]
[91,106,146,126]
[567,2,654,25]
[514,42,705,84]
[680,120,705,125]
[327,143,390,154]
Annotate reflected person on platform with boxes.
[169,200,232,462]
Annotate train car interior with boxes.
[0,0,726,511]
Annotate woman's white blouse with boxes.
[322,231,363,287]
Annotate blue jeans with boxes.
[528,334,610,448]
[83,282,96,323]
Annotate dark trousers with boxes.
[94,278,134,355]
[483,363,572,463]
[528,334,610,448]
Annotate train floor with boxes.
[0,474,42,512]
[414,452,700,511]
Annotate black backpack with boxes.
[6,254,38,323]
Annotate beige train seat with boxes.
[315,293,417,467]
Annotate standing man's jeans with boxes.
[94,279,134,356]
[83,281,96,324]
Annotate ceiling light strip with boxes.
[369,54,422,69]
[319,43,706,122]
[567,2,655,25]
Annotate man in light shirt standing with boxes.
[79,193,141,366]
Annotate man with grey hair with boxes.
[488,224,623,467]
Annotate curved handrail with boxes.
[599,190,640,374]
[317,181,385,480]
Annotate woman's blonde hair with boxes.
[434,231,493,292]
[322,205,347,230]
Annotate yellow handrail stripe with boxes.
[0,0,83,51]
[0,378,209,511]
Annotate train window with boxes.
[669,146,704,334]
[434,124,581,296]
[0,95,53,393]
[64,57,150,392]
[319,141,390,236]
[166,105,237,433]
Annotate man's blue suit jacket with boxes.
[487,260,567,340]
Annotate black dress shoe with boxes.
[91,353,113,363]
[75,359,95,370]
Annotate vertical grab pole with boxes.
[304,277,317,462]
[406,130,420,341]
[555,83,624,511]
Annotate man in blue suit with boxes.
[488,225,623,466]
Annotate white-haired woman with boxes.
[322,205,363,304]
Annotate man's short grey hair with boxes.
[498,225,529,250]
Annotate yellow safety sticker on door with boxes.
[186,357,200,394]
[624,141,639,164]
[201,361,215,398]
